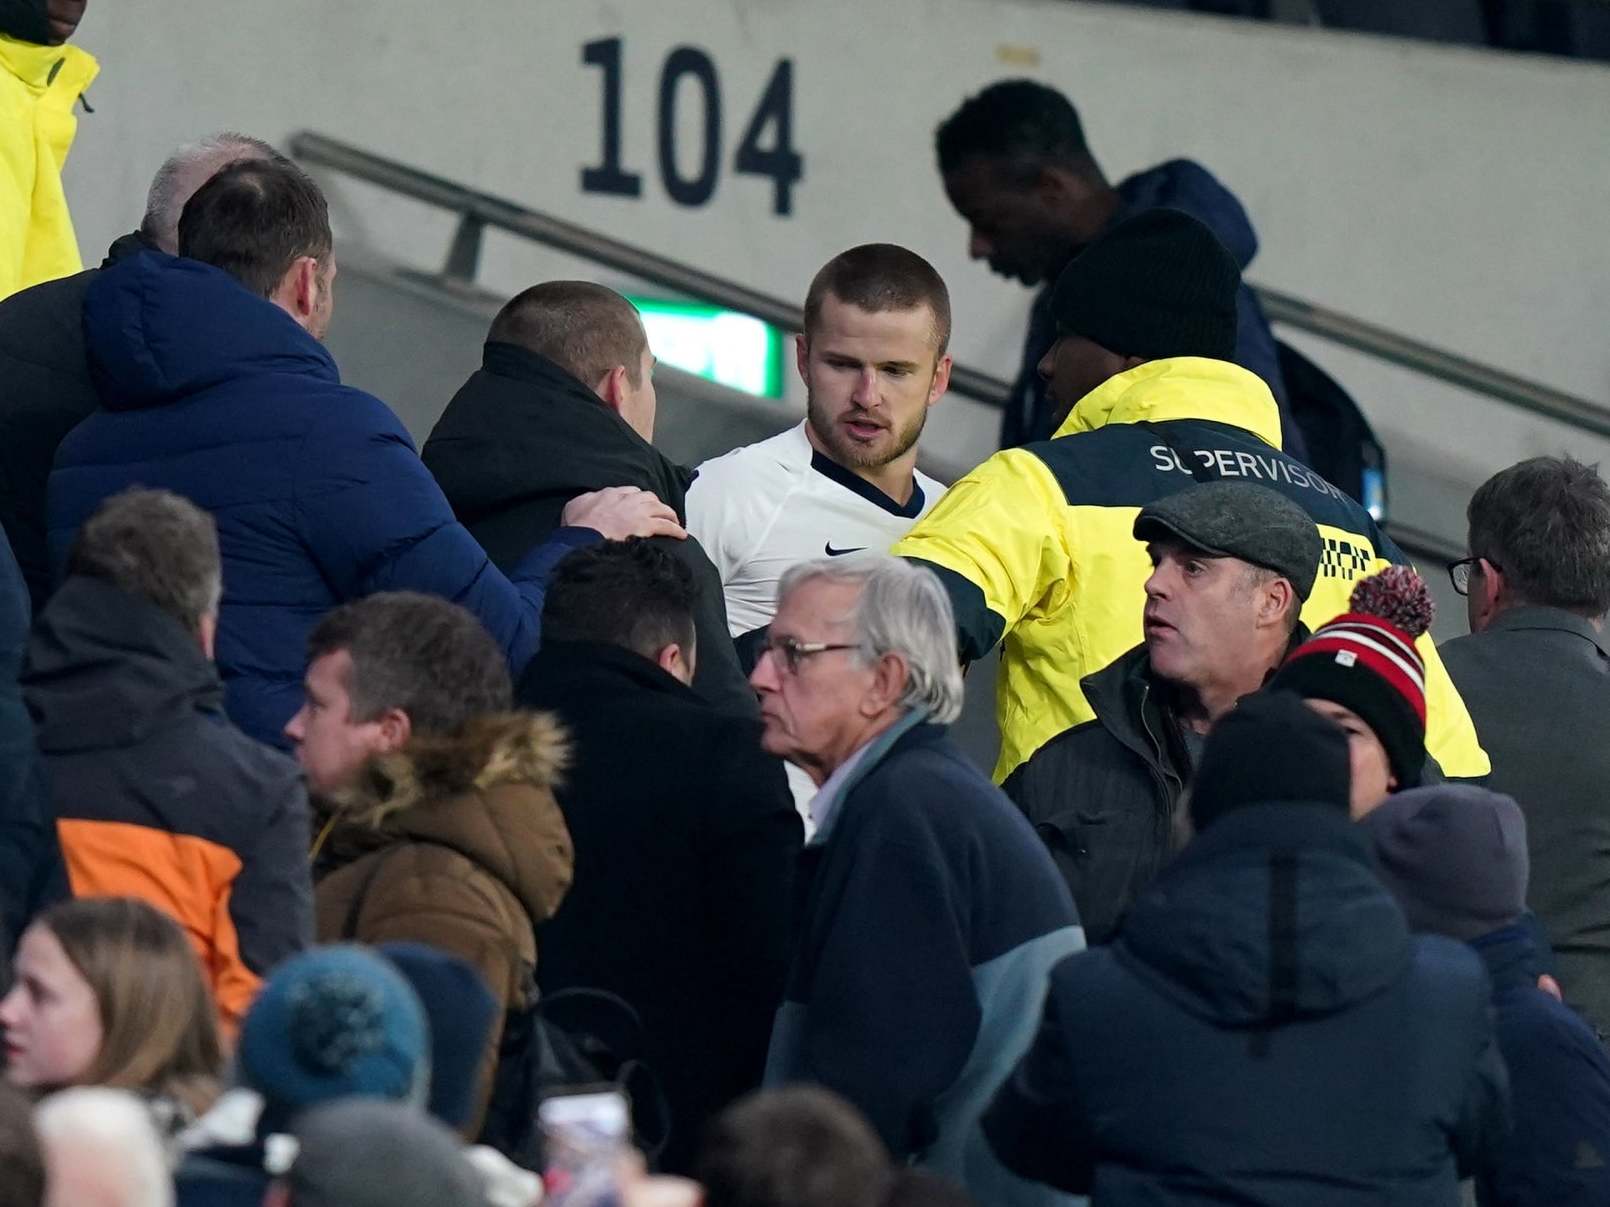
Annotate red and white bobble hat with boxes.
[1267,566,1434,788]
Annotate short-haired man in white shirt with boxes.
[688,243,953,653]
[688,243,953,826]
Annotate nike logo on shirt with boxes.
[824,543,867,557]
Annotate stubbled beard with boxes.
[805,386,931,470]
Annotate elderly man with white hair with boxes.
[756,555,1085,1207]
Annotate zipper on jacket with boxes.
[1138,683,1184,877]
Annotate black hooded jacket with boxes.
[984,803,1508,1206]
[22,576,312,1028]
[0,231,151,609]
[520,639,799,1172]
[422,343,755,716]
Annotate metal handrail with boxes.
[1256,288,1610,439]
[289,131,1014,405]
[290,129,1608,438]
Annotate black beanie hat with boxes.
[1050,208,1240,362]
[1361,785,1529,942]
[0,0,51,43]
[1190,691,1352,832]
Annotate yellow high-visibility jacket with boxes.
[893,356,1488,785]
[0,33,97,300]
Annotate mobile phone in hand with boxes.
[539,1089,632,1207]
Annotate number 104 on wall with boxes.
[580,36,804,216]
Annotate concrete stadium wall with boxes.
[59,0,1610,576]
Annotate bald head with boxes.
[140,132,288,254]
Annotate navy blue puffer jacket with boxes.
[984,803,1509,1207]
[48,252,590,750]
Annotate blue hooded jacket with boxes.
[1472,922,1610,1207]
[1005,159,1298,455]
[49,252,593,750]
[984,803,1508,1207]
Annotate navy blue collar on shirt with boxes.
[808,450,925,519]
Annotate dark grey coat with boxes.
[1440,606,1610,1038]
[1004,644,1189,945]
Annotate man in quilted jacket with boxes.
[47,157,681,751]
[296,591,573,1139]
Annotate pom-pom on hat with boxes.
[238,945,430,1134]
[1267,565,1433,789]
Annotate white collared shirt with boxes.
[807,737,878,835]
[687,421,945,639]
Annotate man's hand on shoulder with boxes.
[563,486,687,541]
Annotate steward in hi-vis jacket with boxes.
[893,211,1486,796]
[0,10,97,299]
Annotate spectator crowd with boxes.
[4,9,1610,1206]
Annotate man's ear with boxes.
[927,354,953,406]
[795,332,811,386]
[655,641,694,685]
[1032,163,1076,206]
[1034,162,1101,212]
[374,707,412,755]
[198,612,219,662]
[1259,578,1297,631]
[594,364,631,416]
[1468,557,1508,632]
[1482,558,1509,609]
[860,651,909,717]
[273,256,322,327]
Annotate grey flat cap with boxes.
[1133,481,1322,601]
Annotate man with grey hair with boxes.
[756,555,1083,1207]
[0,131,282,609]
[264,1099,483,1207]
[22,488,311,1032]
[138,132,289,254]
[1441,454,1610,1038]
[34,1088,173,1207]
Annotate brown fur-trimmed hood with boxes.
[321,711,574,925]
[330,710,569,829]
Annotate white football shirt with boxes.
[687,420,947,639]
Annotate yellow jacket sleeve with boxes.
[892,449,1072,662]
[1419,634,1490,778]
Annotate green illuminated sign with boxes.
[629,297,786,400]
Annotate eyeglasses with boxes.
[1449,555,1499,596]
[758,635,859,676]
